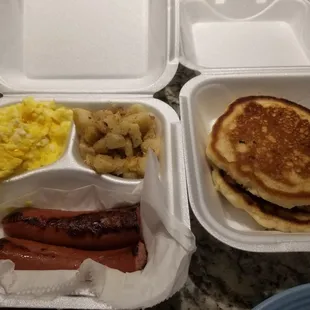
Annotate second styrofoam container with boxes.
[179,0,310,252]
[180,70,310,252]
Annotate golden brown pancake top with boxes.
[212,96,310,186]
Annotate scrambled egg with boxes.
[0,97,73,180]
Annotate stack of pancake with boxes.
[206,96,310,232]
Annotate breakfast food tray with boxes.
[180,0,310,252]
[0,0,191,308]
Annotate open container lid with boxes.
[0,0,178,94]
[180,0,310,73]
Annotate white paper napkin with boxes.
[0,151,196,309]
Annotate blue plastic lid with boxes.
[253,284,310,310]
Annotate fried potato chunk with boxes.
[73,104,160,179]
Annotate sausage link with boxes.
[0,237,147,272]
[2,206,141,250]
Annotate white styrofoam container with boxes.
[180,0,310,252]
[0,0,179,94]
[180,0,310,72]
[0,1,190,308]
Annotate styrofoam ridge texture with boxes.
[0,0,179,94]
[180,0,310,71]
[0,94,190,308]
[180,71,310,252]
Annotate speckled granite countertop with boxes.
[150,65,310,310]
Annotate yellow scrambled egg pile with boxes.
[0,97,73,180]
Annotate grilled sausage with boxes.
[0,237,147,272]
[2,207,141,250]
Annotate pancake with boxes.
[206,96,310,209]
[212,168,310,232]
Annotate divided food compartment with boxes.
[0,95,186,215]
[180,0,310,252]
[0,0,190,308]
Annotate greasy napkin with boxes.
[0,151,196,309]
